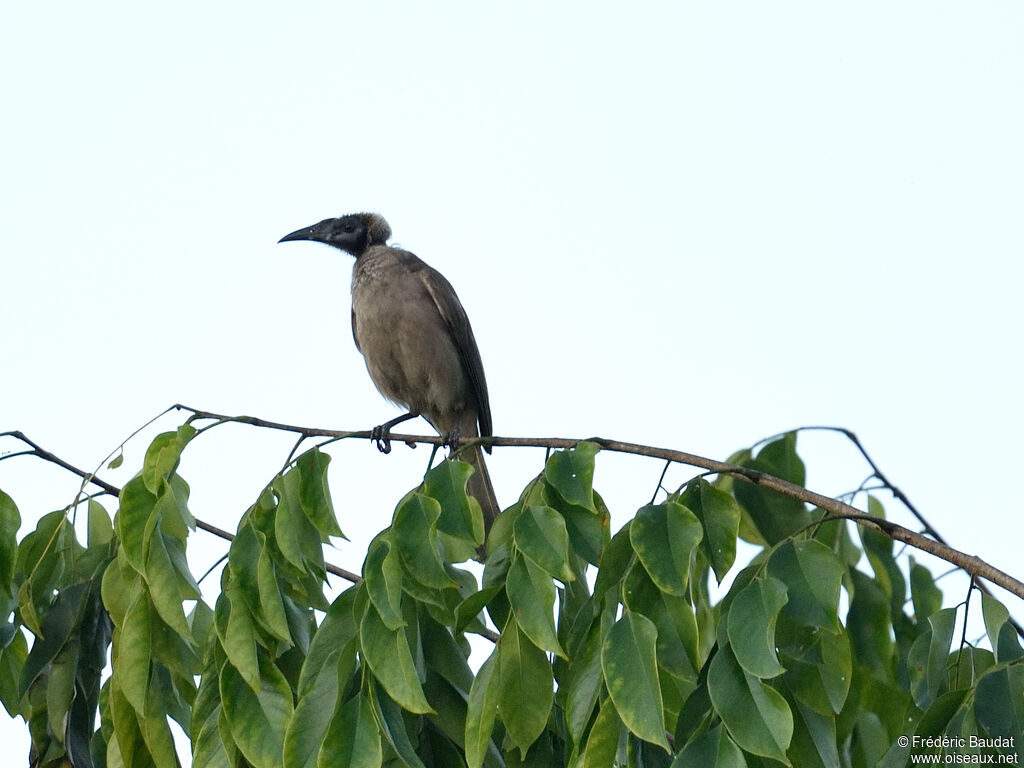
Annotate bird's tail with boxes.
[465,444,500,535]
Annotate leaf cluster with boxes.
[0,429,1021,767]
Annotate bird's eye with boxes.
[343,225,357,234]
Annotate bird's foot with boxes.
[442,426,462,453]
[370,424,393,454]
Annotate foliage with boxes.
[0,426,1022,767]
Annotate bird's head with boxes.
[278,212,391,256]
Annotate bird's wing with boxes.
[413,258,493,442]
[351,308,361,353]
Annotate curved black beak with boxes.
[278,219,335,244]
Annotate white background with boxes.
[3,2,1022,761]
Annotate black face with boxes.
[278,214,367,256]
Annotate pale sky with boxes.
[3,2,1023,760]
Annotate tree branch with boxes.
[7,409,1024,606]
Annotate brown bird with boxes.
[278,212,500,531]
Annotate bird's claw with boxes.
[370,424,393,454]
[442,427,462,452]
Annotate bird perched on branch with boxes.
[278,212,500,531]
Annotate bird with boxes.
[278,212,501,532]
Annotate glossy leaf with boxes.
[513,505,573,583]
[545,442,599,511]
[142,425,196,494]
[359,602,433,715]
[708,645,793,764]
[392,493,455,590]
[319,694,381,768]
[630,501,702,596]
[363,536,404,630]
[583,697,621,768]
[727,576,788,678]
[601,610,669,751]
[767,539,842,632]
[672,725,745,767]
[506,554,564,658]
[425,459,485,559]
[497,620,553,757]
[732,433,811,544]
[220,654,295,768]
[680,479,740,583]
[465,650,499,768]
[295,448,344,540]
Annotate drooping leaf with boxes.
[359,602,433,715]
[220,653,295,768]
[630,501,702,597]
[732,432,811,544]
[671,724,745,767]
[708,644,793,764]
[319,693,381,768]
[465,650,500,768]
[727,576,788,679]
[767,539,842,633]
[513,505,573,583]
[545,442,599,511]
[506,554,565,658]
[601,610,669,751]
[142,425,196,494]
[363,536,404,630]
[425,459,485,559]
[582,697,621,768]
[392,493,456,590]
[497,619,553,757]
[680,479,740,583]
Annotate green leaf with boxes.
[671,724,745,768]
[108,450,124,470]
[727,576,788,678]
[465,650,500,768]
[425,459,485,559]
[708,644,793,764]
[296,448,344,540]
[115,477,157,576]
[974,663,1024,745]
[513,505,573,583]
[788,697,840,768]
[256,539,291,642]
[0,489,20,597]
[767,539,842,632]
[0,630,28,718]
[847,569,893,674]
[981,593,1024,664]
[497,619,554,757]
[545,442,599,511]
[117,593,152,716]
[583,697,621,768]
[319,694,381,768]
[142,425,196,494]
[359,602,434,714]
[506,554,564,658]
[733,432,811,544]
[392,493,456,590]
[288,644,344,767]
[680,479,740,584]
[909,559,942,624]
[565,626,604,746]
[143,528,192,638]
[220,654,295,768]
[601,610,669,751]
[216,585,259,690]
[87,499,113,548]
[630,501,702,596]
[363,536,404,630]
